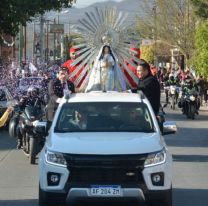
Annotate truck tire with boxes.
[147,188,172,206]
[39,184,65,206]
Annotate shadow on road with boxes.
[173,188,208,206]
[173,154,208,162]
[165,110,208,122]
[0,199,38,206]
[165,127,208,148]
[0,131,16,151]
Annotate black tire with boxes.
[29,137,37,164]
[189,104,195,120]
[147,188,172,206]
[39,184,63,206]
[8,117,18,138]
[171,97,175,110]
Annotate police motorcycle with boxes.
[168,85,180,110]
[181,90,198,120]
[164,75,180,110]
[9,88,45,164]
[179,78,200,120]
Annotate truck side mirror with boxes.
[163,121,177,135]
[34,121,48,136]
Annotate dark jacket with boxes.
[132,74,160,115]
[19,95,43,111]
[47,78,75,121]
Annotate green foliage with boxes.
[136,0,196,65]
[194,22,208,77]
[190,0,208,19]
[0,0,75,38]
[140,45,154,64]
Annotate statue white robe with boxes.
[85,45,126,92]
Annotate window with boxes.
[55,102,155,133]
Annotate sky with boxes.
[74,0,123,8]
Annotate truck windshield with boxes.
[55,102,155,133]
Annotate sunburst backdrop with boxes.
[69,7,141,90]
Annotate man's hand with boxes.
[64,89,71,96]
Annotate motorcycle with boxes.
[183,93,197,120]
[9,104,45,164]
[165,85,180,110]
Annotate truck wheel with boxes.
[39,185,59,206]
[147,188,172,206]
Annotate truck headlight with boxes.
[144,149,166,167]
[45,150,67,167]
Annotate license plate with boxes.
[90,185,121,196]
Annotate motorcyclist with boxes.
[17,86,44,149]
[180,76,200,114]
[164,74,180,103]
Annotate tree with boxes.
[136,0,196,67]
[0,0,75,41]
[140,45,154,64]
[190,0,208,19]
[194,22,208,77]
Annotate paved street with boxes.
[0,105,208,206]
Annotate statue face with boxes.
[104,46,110,54]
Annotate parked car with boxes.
[36,91,177,206]
[0,86,17,127]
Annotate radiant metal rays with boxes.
[69,7,140,89]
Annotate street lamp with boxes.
[152,1,157,66]
[45,10,70,62]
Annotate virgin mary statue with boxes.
[85,45,126,92]
[67,7,140,91]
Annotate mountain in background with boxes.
[58,0,142,27]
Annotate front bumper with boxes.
[39,150,172,203]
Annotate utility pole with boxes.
[24,25,27,62]
[153,1,157,66]
[45,20,49,63]
[32,22,35,63]
[19,24,23,66]
[40,15,44,63]
[53,18,56,62]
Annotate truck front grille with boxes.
[64,154,147,187]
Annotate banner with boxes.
[50,24,64,33]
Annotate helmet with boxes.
[185,76,192,83]
[185,76,193,89]
[169,74,174,81]
[169,74,174,78]
[27,86,38,96]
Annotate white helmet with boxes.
[27,86,38,95]
[169,74,174,78]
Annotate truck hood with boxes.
[46,132,164,155]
